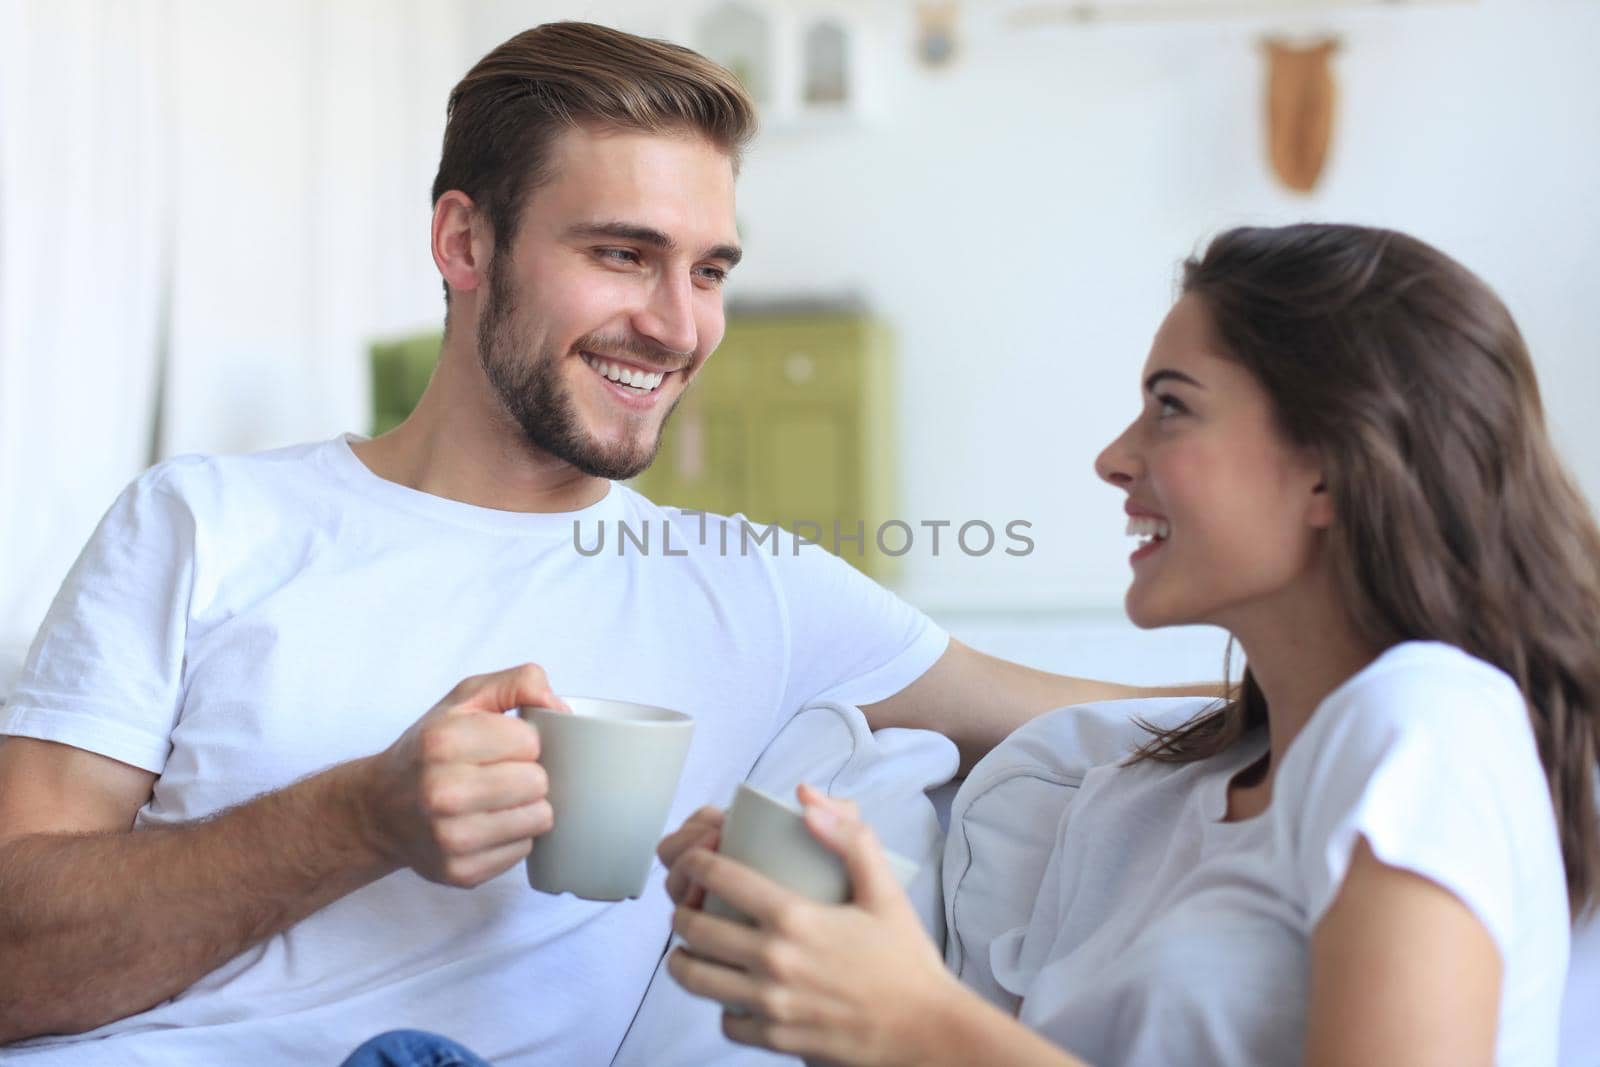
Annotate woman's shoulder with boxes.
[1310,640,1530,753]
[1279,643,1566,961]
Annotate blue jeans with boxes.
[340,1030,493,1067]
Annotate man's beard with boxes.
[475,255,685,481]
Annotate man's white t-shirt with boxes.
[1,435,949,1066]
[996,641,1569,1066]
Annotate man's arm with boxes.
[0,665,560,1044]
[862,639,1222,773]
[0,739,389,1041]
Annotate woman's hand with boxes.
[657,805,725,908]
[664,785,962,1067]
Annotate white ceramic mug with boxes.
[519,696,694,901]
[704,783,920,924]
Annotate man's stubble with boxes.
[474,252,686,481]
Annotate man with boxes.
[0,22,1164,1065]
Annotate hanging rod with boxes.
[1007,0,1478,28]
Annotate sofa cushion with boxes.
[941,696,1217,1011]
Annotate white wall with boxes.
[463,0,1600,623]
[5,0,1596,685]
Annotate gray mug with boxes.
[704,783,920,923]
[519,697,694,901]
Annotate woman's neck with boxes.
[1225,571,1383,810]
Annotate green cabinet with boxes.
[632,313,898,580]
[367,313,898,579]
[370,334,441,436]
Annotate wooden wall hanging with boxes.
[915,2,960,68]
[1263,37,1340,193]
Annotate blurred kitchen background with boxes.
[3,0,1597,694]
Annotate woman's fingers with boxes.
[666,946,762,1009]
[672,904,769,970]
[797,787,900,909]
[679,848,809,931]
[662,819,723,905]
[658,807,724,866]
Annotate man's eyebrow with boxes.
[567,222,742,268]
[1144,369,1204,392]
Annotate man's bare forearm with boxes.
[0,757,394,1043]
[865,640,1226,774]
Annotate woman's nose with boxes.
[1095,424,1139,487]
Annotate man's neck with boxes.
[351,355,609,514]
[351,423,608,514]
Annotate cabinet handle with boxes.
[784,352,816,385]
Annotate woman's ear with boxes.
[1307,477,1335,529]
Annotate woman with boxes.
[661,223,1600,1065]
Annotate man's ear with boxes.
[431,190,491,296]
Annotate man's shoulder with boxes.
[135,437,343,507]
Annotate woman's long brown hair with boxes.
[1127,224,1600,918]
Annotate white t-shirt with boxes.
[1,435,949,1066]
[996,641,1569,1066]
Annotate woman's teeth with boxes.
[1125,515,1171,547]
[582,354,664,393]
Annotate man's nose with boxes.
[634,273,698,358]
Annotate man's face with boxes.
[475,126,741,480]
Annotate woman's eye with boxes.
[1156,395,1187,419]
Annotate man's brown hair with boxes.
[431,21,757,300]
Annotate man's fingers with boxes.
[433,800,554,858]
[420,760,549,817]
[422,709,542,764]
[442,663,571,719]
[439,836,536,889]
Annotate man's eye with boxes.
[599,248,640,265]
[695,266,728,285]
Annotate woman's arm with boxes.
[1307,836,1502,1067]
[663,787,1089,1067]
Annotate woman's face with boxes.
[1094,294,1332,633]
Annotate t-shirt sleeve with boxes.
[767,533,948,715]
[1,465,196,773]
[1285,649,1553,957]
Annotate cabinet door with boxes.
[632,315,896,580]
[638,393,748,521]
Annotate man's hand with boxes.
[360,663,569,887]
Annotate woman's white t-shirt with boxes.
[997,641,1569,1066]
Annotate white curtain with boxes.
[0,0,464,680]
[0,0,175,676]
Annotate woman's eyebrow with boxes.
[1144,369,1205,393]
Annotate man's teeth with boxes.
[582,354,664,392]
[1125,516,1171,544]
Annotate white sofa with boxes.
[614,697,1600,1067]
